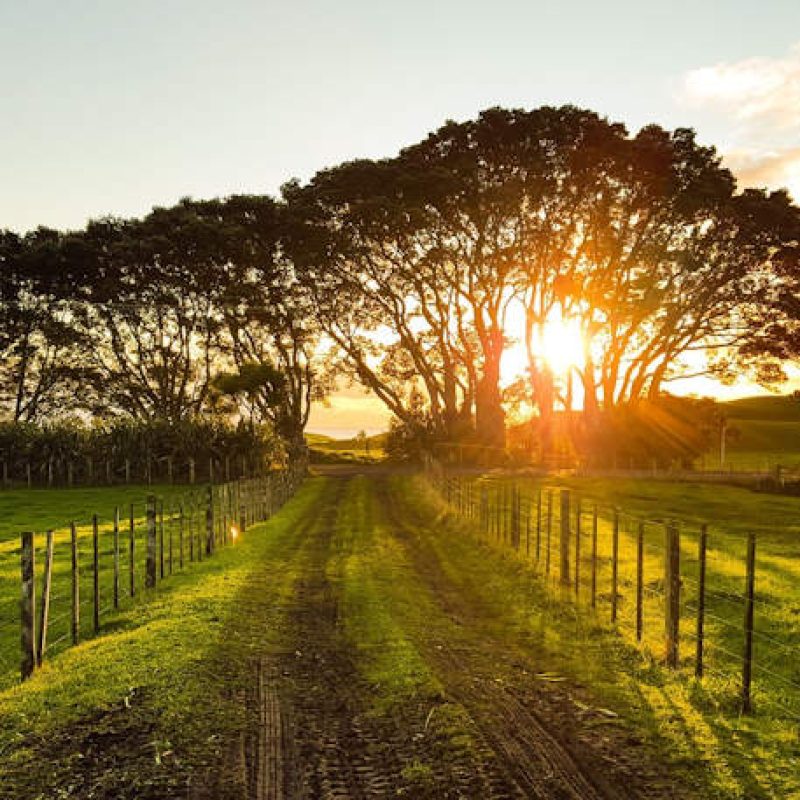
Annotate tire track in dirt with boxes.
[270,476,413,799]
[271,475,520,798]
[197,475,498,799]
[377,476,688,800]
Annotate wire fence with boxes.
[1,453,264,489]
[425,465,800,722]
[431,441,800,491]
[1,463,306,689]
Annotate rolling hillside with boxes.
[716,395,800,469]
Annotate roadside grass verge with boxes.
[0,484,192,688]
[0,478,326,800]
[412,474,799,800]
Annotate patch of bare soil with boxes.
[0,689,185,800]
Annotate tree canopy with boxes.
[2,105,798,464]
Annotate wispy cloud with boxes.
[679,43,800,200]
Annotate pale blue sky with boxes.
[2,0,799,234]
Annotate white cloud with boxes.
[679,43,800,200]
[682,43,800,130]
[723,147,800,200]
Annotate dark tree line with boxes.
[2,105,799,463]
[1,197,321,461]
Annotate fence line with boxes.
[425,464,800,720]
[3,463,305,686]
[0,454,277,490]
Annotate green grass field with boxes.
[306,431,387,464]
[0,484,201,688]
[1,473,798,797]
[0,479,326,797]
[441,471,800,793]
[707,395,800,470]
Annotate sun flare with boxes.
[537,311,585,375]
[500,307,586,387]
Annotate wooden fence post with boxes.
[113,507,120,610]
[559,490,570,586]
[636,521,644,642]
[591,505,598,609]
[535,489,542,565]
[525,494,531,556]
[189,503,195,562]
[125,458,131,484]
[545,490,553,576]
[26,462,31,488]
[197,502,204,562]
[146,496,157,589]
[168,506,173,575]
[574,499,581,597]
[665,522,681,668]
[696,524,708,678]
[742,532,756,713]
[129,504,135,597]
[179,503,184,569]
[158,501,165,579]
[20,531,36,680]
[37,530,55,665]
[206,485,214,556]
[92,515,100,633]
[71,522,80,645]
[611,510,619,623]
[189,458,196,485]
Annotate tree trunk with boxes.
[475,360,505,451]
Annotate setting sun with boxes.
[537,311,585,375]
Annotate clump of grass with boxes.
[400,759,434,787]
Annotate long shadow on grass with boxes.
[388,475,787,800]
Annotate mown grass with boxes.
[329,476,442,710]
[433,472,800,799]
[697,395,800,470]
[0,484,199,688]
[721,395,800,422]
[0,478,327,799]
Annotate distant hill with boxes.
[305,431,388,464]
[306,432,387,451]
[720,395,800,422]
[708,395,800,469]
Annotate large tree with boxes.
[284,162,477,443]
[0,228,87,421]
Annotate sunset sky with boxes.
[2,1,799,435]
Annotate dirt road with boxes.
[193,473,688,800]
